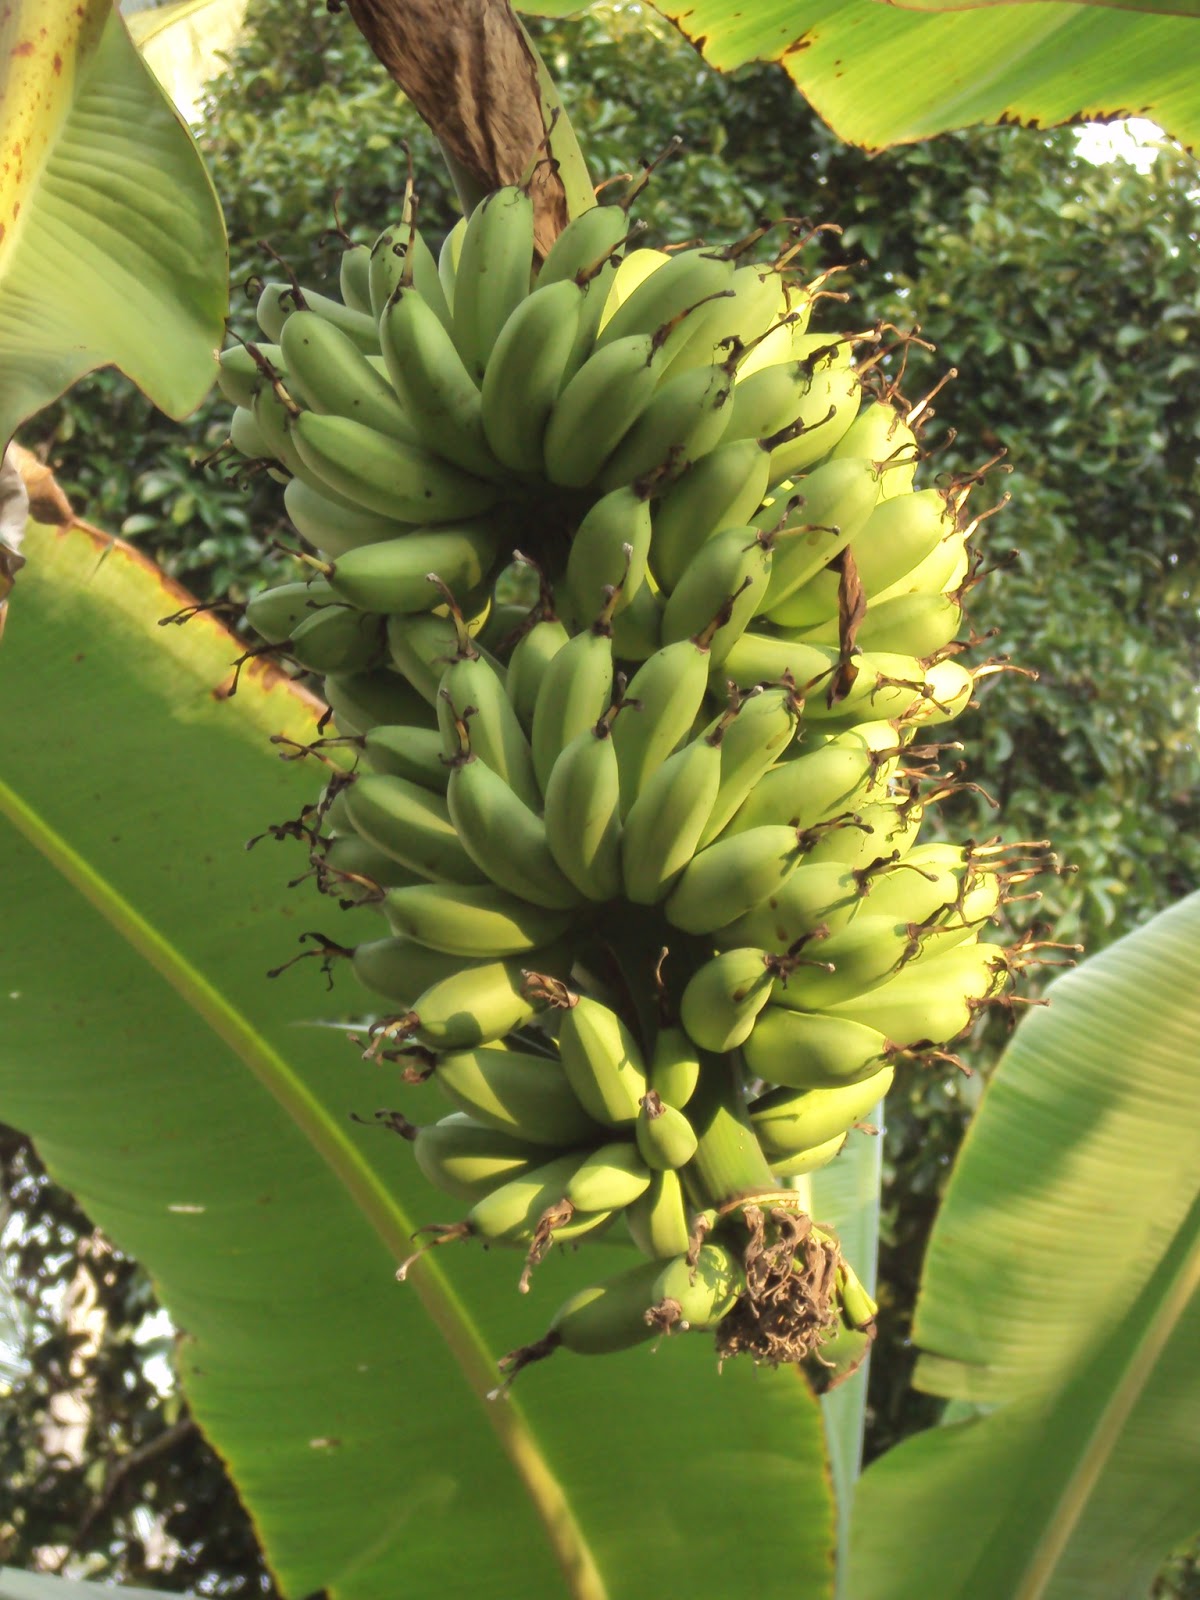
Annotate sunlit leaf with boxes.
[848,893,1200,1599]
[651,0,1199,153]
[0,4,226,448]
[125,0,252,120]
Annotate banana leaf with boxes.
[0,2,225,448]
[650,0,1199,153]
[848,891,1200,1599]
[0,520,834,1600]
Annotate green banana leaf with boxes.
[123,0,252,119]
[651,0,1199,153]
[0,520,834,1600]
[0,2,225,450]
[893,0,1200,17]
[847,891,1200,1599]
[0,1572,189,1600]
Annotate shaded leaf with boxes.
[848,893,1200,1599]
[0,521,835,1600]
[652,0,1199,153]
[0,5,226,448]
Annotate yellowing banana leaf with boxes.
[124,0,252,120]
[651,0,1200,153]
[848,892,1200,1600]
[0,3,226,450]
[0,521,834,1600]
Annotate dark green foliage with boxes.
[5,0,1197,1586]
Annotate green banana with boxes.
[217,341,283,409]
[742,1009,894,1091]
[386,608,496,707]
[453,185,535,382]
[649,436,772,592]
[697,685,801,848]
[505,614,569,732]
[405,950,567,1051]
[383,882,570,957]
[619,732,721,904]
[379,287,504,480]
[595,245,735,360]
[665,825,804,935]
[437,215,467,310]
[610,637,712,814]
[651,1244,744,1329]
[822,939,1010,1047]
[854,591,963,658]
[324,668,432,737]
[262,280,379,352]
[679,947,776,1052]
[648,1025,701,1111]
[344,772,489,885]
[363,724,449,791]
[846,488,955,598]
[290,411,502,523]
[325,523,498,614]
[530,618,615,793]
[715,859,863,950]
[564,1142,654,1212]
[412,1114,547,1204]
[280,310,415,441]
[456,1151,598,1247]
[750,1066,895,1158]
[608,577,664,663]
[596,361,733,491]
[244,577,337,643]
[769,1132,848,1180]
[538,202,629,286]
[660,261,787,381]
[283,478,414,559]
[718,633,838,696]
[369,219,453,330]
[542,1258,666,1356]
[557,993,648,1128]
[228,404,275,464]
[287,605,385,675]
[542,333,662,487]
[635,1091,699,1171]
[625,1167,692,1260]
[724,718,898,836]
[830,396,918,498]
[446,742,584,910]
[542,714,624,902]
[479,277,586,475]
[769,914,925,1010]
[760,457,882,615]
[436,644,540,809]
[727,332,851,442]
[351,936,480,1007]
[255,280,299,342]
[565,484,653,620]
[660,524,772,665]
[319,834,421,901]
[338,243,374,315]
[433,1045,601,1146]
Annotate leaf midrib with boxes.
[0,771,608,1600]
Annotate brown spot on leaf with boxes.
[10,38,34,55]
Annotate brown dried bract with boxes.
[715,1205,842,1368]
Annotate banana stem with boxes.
[685,1049,776,1209]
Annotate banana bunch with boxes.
[224,175,1051,1383]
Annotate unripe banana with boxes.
[848,488,955,598]
[611,637,712,814]
[244,577,337,643]
[765,347,862,484]
[801,798,924,871]
[665,825,803,935]
[325,524,498,615]
[767,1131,848,1179]
[761,457,881,615]
[369,220,453,331]
[608,577,664,663]
[379,287,504,481]
[542,716,623,902]
[437,216,467,310]
[565,484,653,619]
[660,261,787,380]
[290,412,502,524]
[635,1091,699,1171]
[413,1114,547,1204]
[546,1259,666,1356]
[597,361,733,492]
[718,633,838,697]
[283,478,413,559]
[446,750,584,910]
[557,993,648,1127]
[680,948,776,1053]
[480,278,585,474]
[768,914,924,1010]
[258,281,378,351]
[619,732,721,904]
[599,247,670,329]
[543,334,662,488]
[742,1009,894,1091]
[715,859,862,951]
[351,936,480,1007]
[463,1150,595,1244]
[661,525,772,666]
[697,686,800,848]
[538,202,628,286]
[829,397,918,499]
[651,1244,743,1329]
[750,1066,894,1157]
[363,725,449,791]
[338,242,374,315]
[650,436,772,592]
[434,1046,601,1146]
[345,772,488,885]
[564,1142,653,1212]
[727,332,851,441]
[217,342,283,409]
[530,621,615,793]
[383,882,570,958]
[385,609,495,707]
[407,950,567,1050]
[436,646,540,809]
[823,939,1010,1048]
[649,1024,702,1111]
[506,615,569,731]
[324,668,432,737]
[280,311,415,441]
[320,834,420,900]
[725,718,897,836]
[625,1167,691,1260]
[229,404,274,464]
[287,605,385,675]
[453,185,536,382]
[854,592,963,659]
[596,245,735,361]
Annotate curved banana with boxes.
[280,310,415,441]
[383,882,570,957]
[679,947,776,1052]
[453,185,536,382]
[750,1066,894,1157]
[743,1008,894,1091]
[434,1045,601,1146]
[557,993,649,1128]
